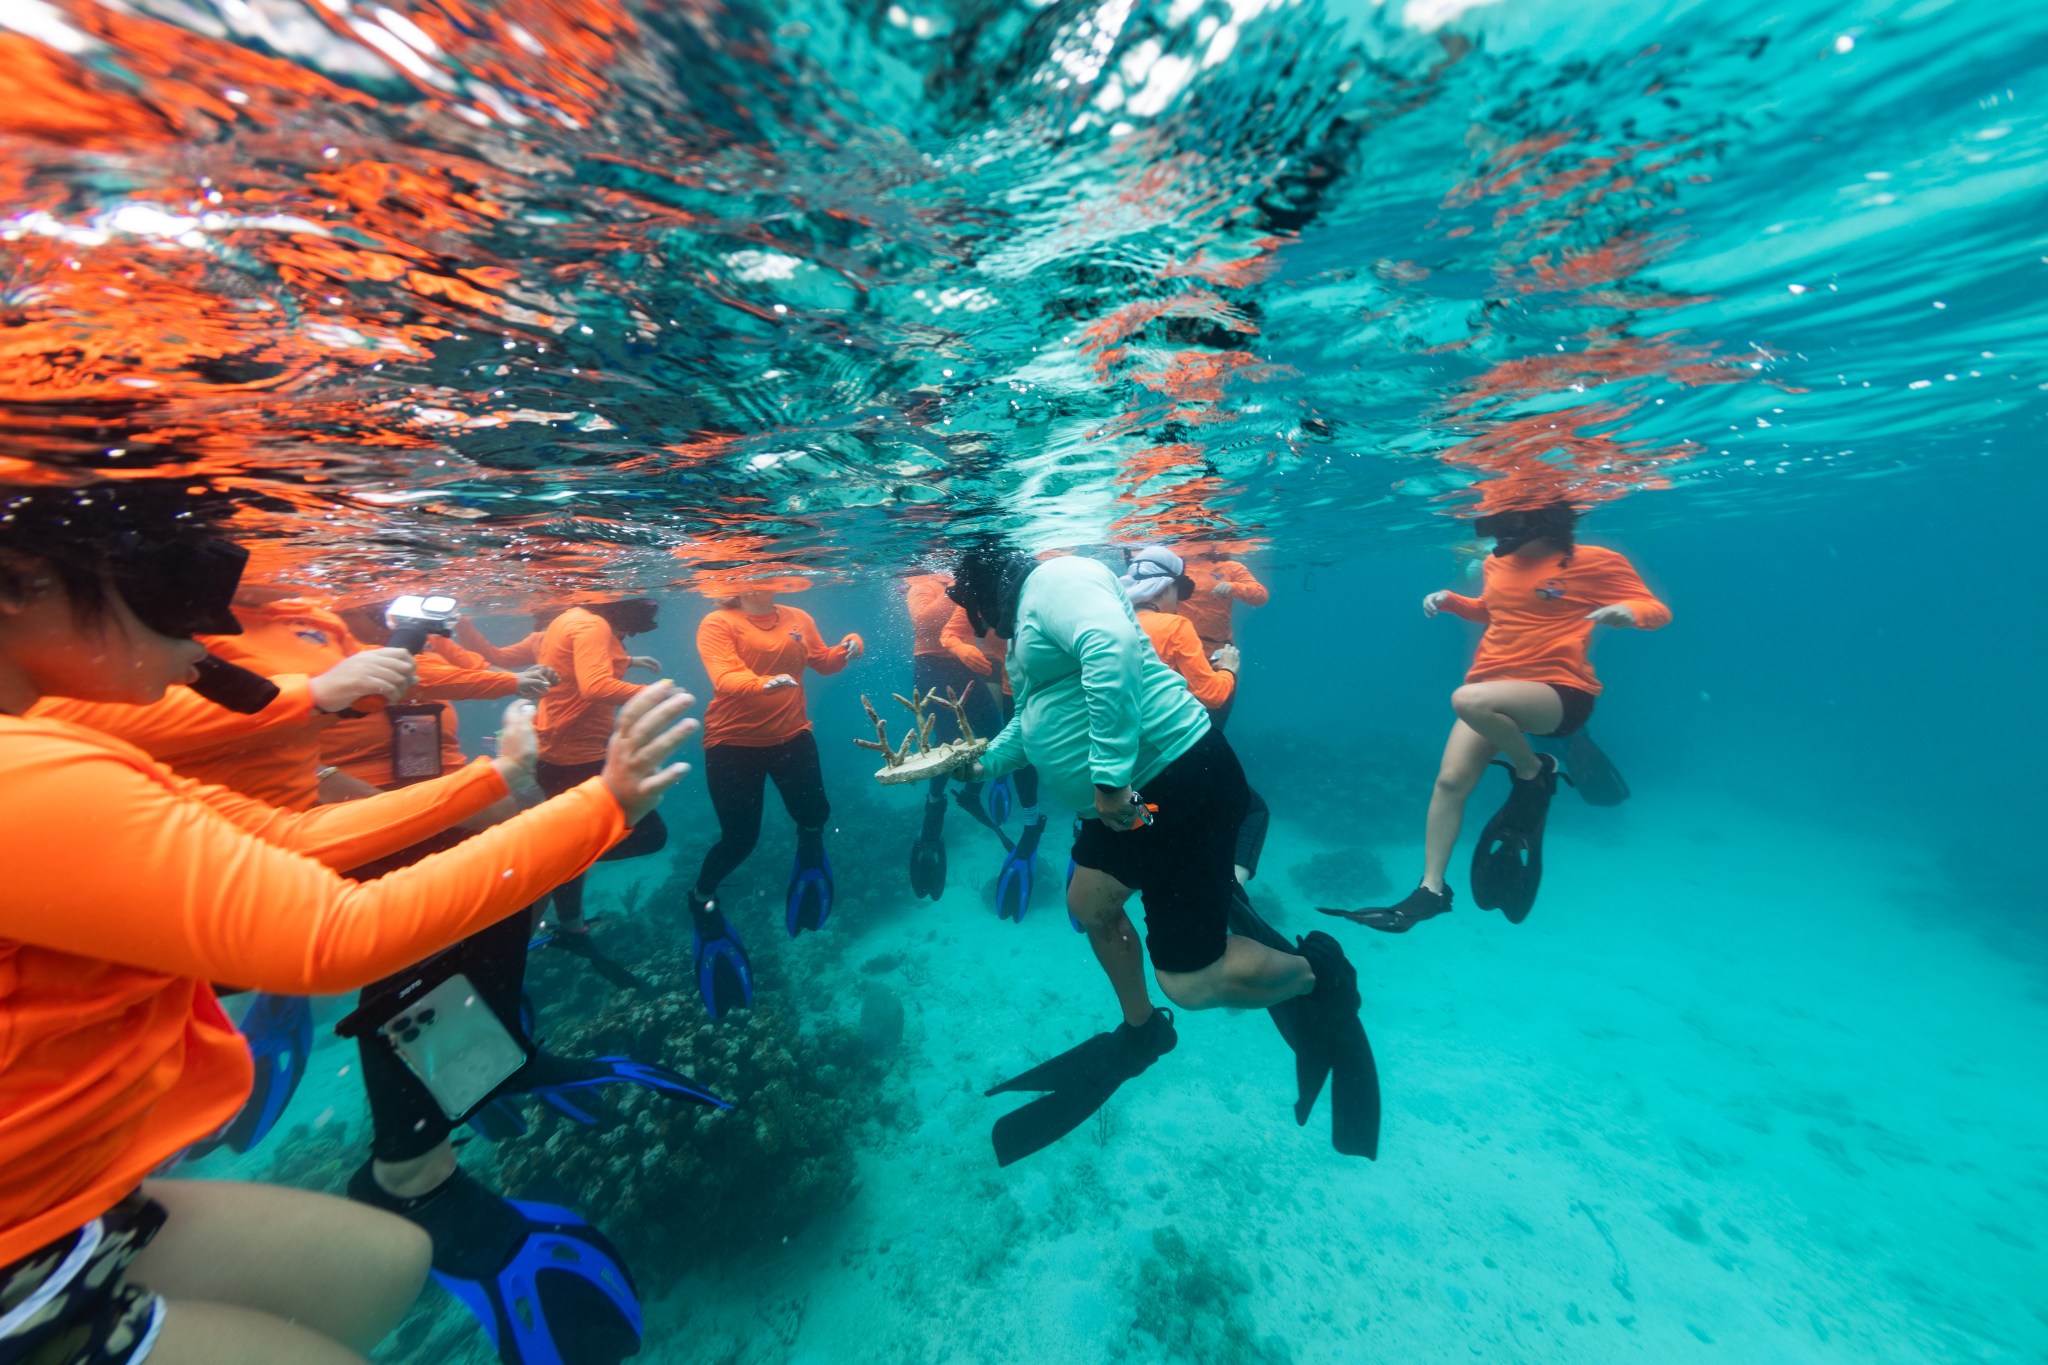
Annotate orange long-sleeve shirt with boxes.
[454,617,542,670]
[319,637,520,787]
[1176,559,1269,648]
[0,716,628,1265]
[534,609,643,765]
[32,599,362,810]
[1138,609,1237,711]
[698,605,853,748]
[940,611,1007,695]
[905,575,957,658]
[1437,545,1671,694]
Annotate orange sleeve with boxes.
[1162,617,1237,710]
[414,650,519,702]
[906,578,952,633]
[569,618,641,705]
[0,728,626,995]
[30,676,320,758]
[1583,553,1672,630]
[1439,591,1490,623]
[189,755,510,870]
[796,610,852,676]
[1223,561,1270,607]
[697,613,769,697]
[454,618,540,669]
[941,607,994,674]
[428,637,491,671]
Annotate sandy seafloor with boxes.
[202,784,2048,1364]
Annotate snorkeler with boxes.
[1322,502,1670,933]
[901,572,1004,900]
[1120,547,1271,885]
[1172,542,1269,729]
[532,599,669,938]
[0,482,700,1365]
[935,605,1050,920]
[685,577,863,1019]
[949,545,1376,1164]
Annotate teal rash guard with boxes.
[979,556,1211,814]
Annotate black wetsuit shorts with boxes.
[1070,727,1250,974]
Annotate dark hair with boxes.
[1475,502,1579,566]
[585,597,659,637]
[0,482,234,623]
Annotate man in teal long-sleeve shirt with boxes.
[953,547,1358,1031]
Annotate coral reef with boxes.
[509,905,885,1277]
[1286,845,1392,907]
[1131,1226,1292,1365]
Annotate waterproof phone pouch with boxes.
[374,973,526,1119]
[388,703,446,786]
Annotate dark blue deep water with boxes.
[8,0,2046,1358]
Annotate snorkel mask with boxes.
[1473,503,1577,557]
[111,535,281,714]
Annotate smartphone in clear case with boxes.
[374,973,525,1119]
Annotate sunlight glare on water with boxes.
[1,0,2042,591]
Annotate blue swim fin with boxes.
[691,899,754,1021]
[468,1051,729,1140]
[996,816,1047,923]
[986,773,1014,827]
[192,992,313,1157]
[350,1164,641,1365]
[786,846,834,936]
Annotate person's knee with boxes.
[379,1217,432,1305]
[1155,964,1221,1011]
[1450,684,1495,723]
[1434,764,1481,799]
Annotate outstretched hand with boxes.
[602,681,700,824]
[1421,590,1450,618]
[762,673,798,692]
[627,655,661,673]
[840,633,865,661]
[1585,604,1637,627]
[311,647,416,712]
[491,699,539,784]
[510,665,558,700]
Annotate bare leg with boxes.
[148,1302,368,1365]
[1155,937,1313,1011]
[371,1141,458,1200]
[1450,680,1563,781]
[1413,683,1567,892]
[1068,866,1157,1027]
[1420,720,1496,893]
[132,1178,429,1356]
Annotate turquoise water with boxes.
[10,0,2048,1358]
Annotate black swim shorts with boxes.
[1543,684,1596,738]
[0,1190,166,1365]
[1070,727,1251,974]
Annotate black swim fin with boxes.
[349,1164,642,1365]
[1319,884,1453,934]
[1564,730,1630,806]
[540,925,654,993]
[985,1009,1176,1166]
[1229,890,1380,1159]
[1470,754,1564,923]
[909,795,947,900]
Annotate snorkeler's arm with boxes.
[797,611,856,675]
[568,616,643,704]
[411,648,520,702]
[906,576,954,635]
[30,676,320,758]
[980,716,1028,777]
[185,755,513,869]
[1160,616,1236,709]
[453,618,541,669]
[940,607,995,674]
[1580,549,1672,629]
[0,723,625,994]
[697,614,772,694]
[1222,561,1270,607]
[1437,592,1490,623]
